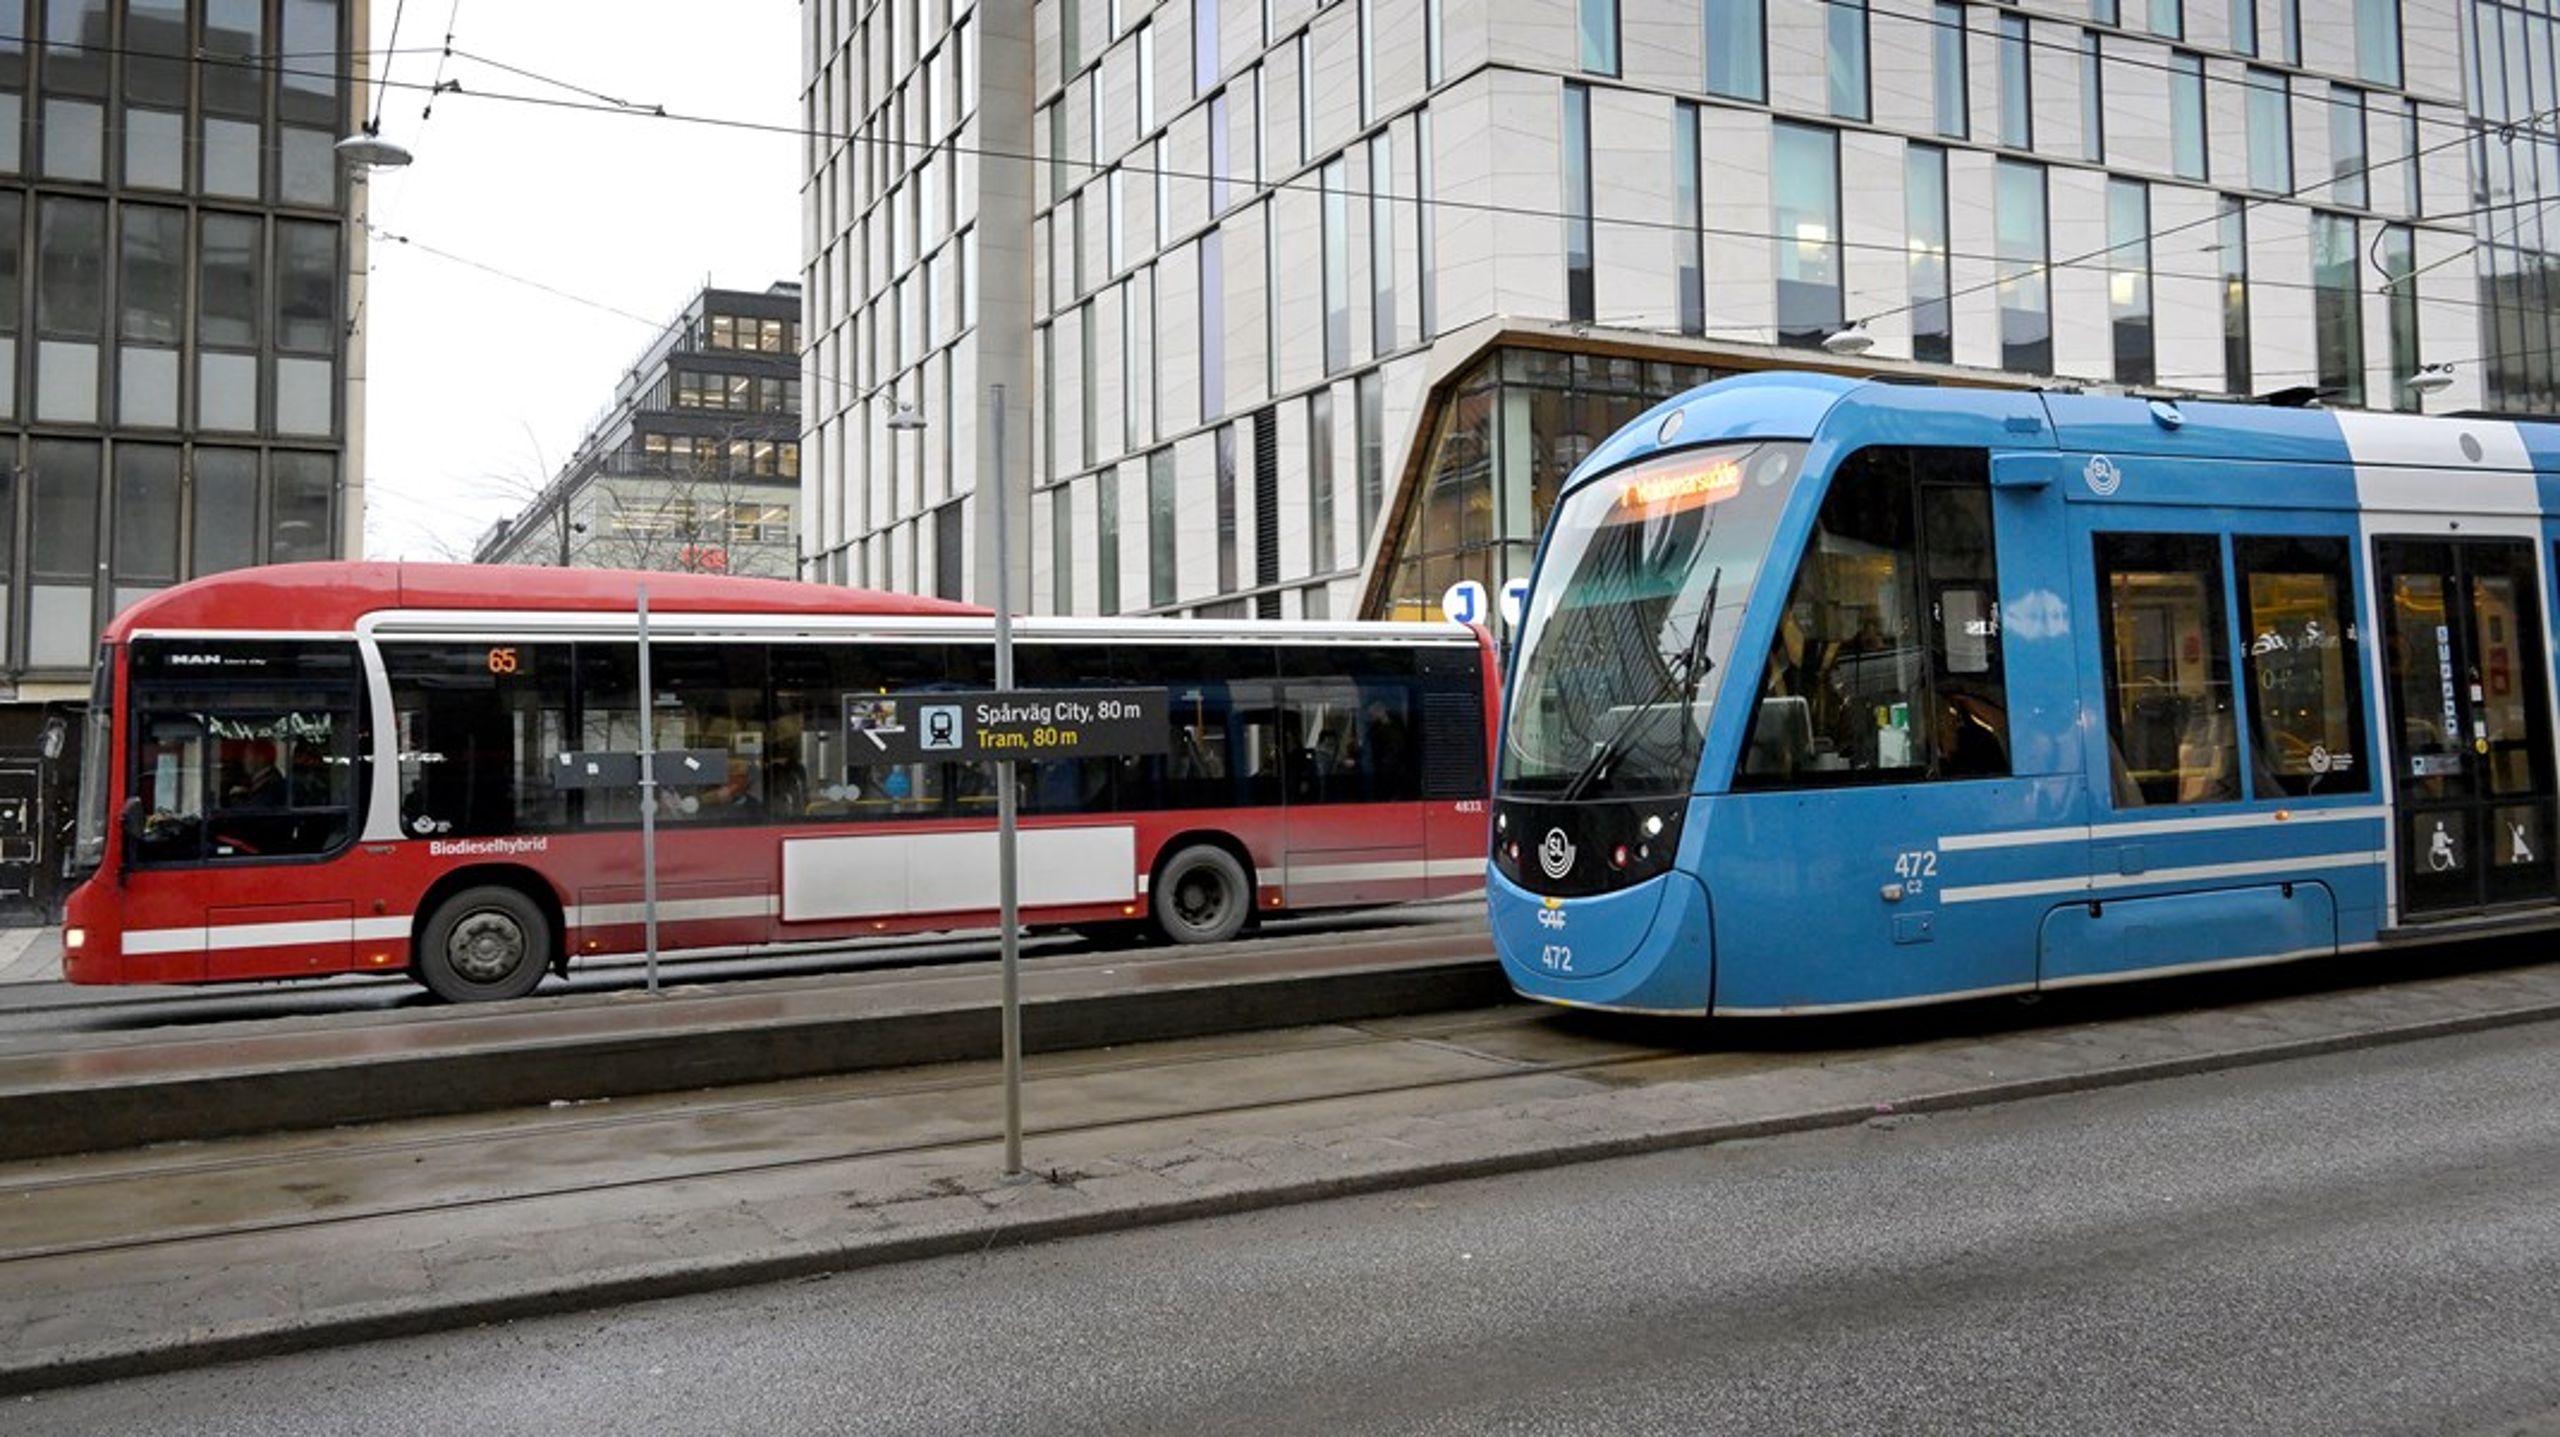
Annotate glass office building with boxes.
[801,1,2504,627]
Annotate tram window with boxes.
[1740,446,2009,786]
[2235,536,2369,797]
[2096,533,2239,807]
[385,641,574,837]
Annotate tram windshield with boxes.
[1502,441,1806,799]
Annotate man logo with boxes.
[1538,827,1577,881]
[2082,454,2123,497]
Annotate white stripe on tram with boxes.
[1935,851,2387,906]
[1938,805,2387,853]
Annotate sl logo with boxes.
[1538,828,1577,881]
[2082,454,2123,497]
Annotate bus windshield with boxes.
[1501,441,1806,800]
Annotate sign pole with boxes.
[638,584,660,996]
[991,382,1023,1177]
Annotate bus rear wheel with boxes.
[1153,845,1251,945]
[417,886,552,1002]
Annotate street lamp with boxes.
[1820,322,1875,357]
[2406,363,2456,398]
[335,120,413,168]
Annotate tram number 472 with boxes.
[1541,944,1574,972]
[1892,849,1939,894]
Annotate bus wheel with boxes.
[417,886,551,1002]
[1153,846,1251,945]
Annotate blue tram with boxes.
[1489,371,2560,1015]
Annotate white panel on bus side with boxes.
[780,826,1139,922]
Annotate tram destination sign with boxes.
[846,687,1171,763]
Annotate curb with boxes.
[10,984,2558,1397]
[0,956,1514,1162]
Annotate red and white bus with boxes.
[63,563,1497,1000]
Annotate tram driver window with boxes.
[1740,446,2009,787]
[2096,533,2240,806]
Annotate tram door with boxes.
[2374,538,2558,917]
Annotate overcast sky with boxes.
[358,1,802,561]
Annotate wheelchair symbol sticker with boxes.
[919,705,963,752]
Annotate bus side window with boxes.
[2095,532,2240,807]
[386,641,573,838]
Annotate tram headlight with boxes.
[1642,814,1664,838]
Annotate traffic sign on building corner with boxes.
[1499,577,1530,629]
[1440,579,1488,627]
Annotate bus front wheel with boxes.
[1153,845,1251,945]
[417,886,552,1002]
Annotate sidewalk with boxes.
[5,949,2559,1394]
[0,926,57,986]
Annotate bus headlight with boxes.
[63,927,83,951]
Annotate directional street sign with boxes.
[846,688,1172,764]
[1440,579,1488,626]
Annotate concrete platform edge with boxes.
[8,987,2556,1397]
[0,960,1517,1162]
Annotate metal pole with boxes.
[992,382,1023,1177]
[637,584,660,996]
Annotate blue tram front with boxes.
[1493,372,2549,1015]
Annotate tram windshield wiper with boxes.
[1559,566,1721,803]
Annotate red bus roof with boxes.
[103,562,989,641]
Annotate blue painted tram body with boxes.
[1490,372,2560,1015]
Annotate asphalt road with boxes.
[22,1014,2560,1435]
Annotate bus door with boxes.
[2375,537,2559,917]
[1275,675,1427,907]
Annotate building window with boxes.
[1564,83,1595,325]
[1998,12,2031,150]
[1773,123,1842,350]
[1203,224,1223,414]
[1322,158,1350,372]
[1310,387,1336,573]
[1581,0,1620,76]
[113,444,181,594]
[1107,167,1126,273]
[193,448,258,576]
[2091,0,2118,22]
[1416,110,1437,337]
[1426,0,1444,86]
[1098,465,1121,614]
[2148,0,2181,39]
[2380,222,2418,411]
[1296,33,1312,165]
[1908,145,1951,364]
[2232,0,2257,53]
[36,196,103,425]
[1359,0,1375,122]
[2329,85,2367,210]
[2278,0,2300,65]
[1208,91,1230,213]
[118,204,184,428]
[1053,486,1075,614]
[271,452,334,564]
[2401,99,2421,217]
[2170,52,2206,182]
[1676,103,1705,337]
[2356,0,2400,88]
[2108,178,2154,386]
[1706,0,1766,103]
[1136,22,1155,135]
[2081,30,2105,163]
[1829,0,1869,122]
[1214,423,1237,592]
[1371,134,1396,356]
[2246,68,2291,193]
[1356,371,1385,547]
[1934,2,1968,140]
[1083,299,1101,466]
[1995,159,2051,375]
[1147,447,1176,607]
[1193,0,1218,96]
[2312,212,2364,407]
